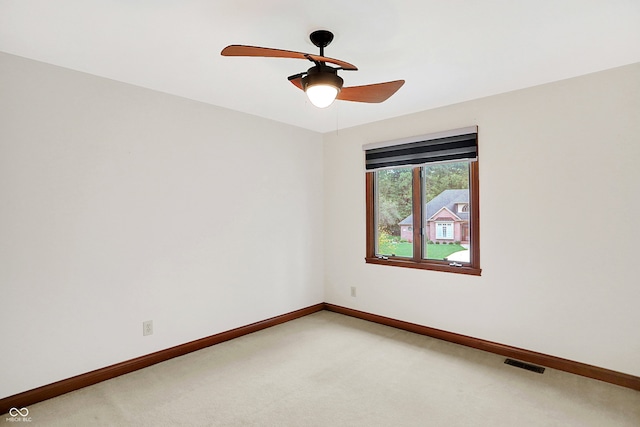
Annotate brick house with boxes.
[399,189,470,243]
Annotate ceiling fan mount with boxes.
[221,30,404,108]
[308,30,334,56]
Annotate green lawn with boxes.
[378,241,466,260]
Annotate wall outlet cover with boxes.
[143,320,153,336]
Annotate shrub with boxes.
[378,231,397,251]
[454,241,461,245]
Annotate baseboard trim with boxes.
[323,303,640,392]
[0,303,324,414]
[3,301,638,414]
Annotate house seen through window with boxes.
[364,127,480,275]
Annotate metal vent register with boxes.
[504,358,546,374]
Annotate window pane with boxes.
[423,162,471,262]
[375,167,413,257]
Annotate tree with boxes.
[424,163,469,202]
[375,163,470,236]
[376,168,412,236]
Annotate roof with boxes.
[398,189,469,225]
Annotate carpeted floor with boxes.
[4,311,640,426]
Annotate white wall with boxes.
[323,63,640,377]
[2,50,638,400]
[0,52,324,398]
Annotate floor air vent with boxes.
[504,358,545,374]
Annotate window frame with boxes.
[365,162,481,276]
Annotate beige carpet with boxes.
[5,311,640,426]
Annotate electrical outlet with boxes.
[350,286,357,297]
[143,320,153,336]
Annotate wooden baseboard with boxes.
[0,303,324,414]
[3,301,638,414]
[323,303,640,392]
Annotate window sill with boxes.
[365,257,481,276]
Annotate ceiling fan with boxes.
[221,30,405,108]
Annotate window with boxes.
[436,222,453,240]
[364,127,481,275]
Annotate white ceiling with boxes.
[1,1,639,133]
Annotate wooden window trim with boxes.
[365,162,481,276]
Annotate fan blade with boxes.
[221,45,357,70]
[288,75,304,90]
[337,80,405,103]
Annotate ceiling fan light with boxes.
[306,85,339,108]
[302,67,344,109]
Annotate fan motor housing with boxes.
[302,65,344,92]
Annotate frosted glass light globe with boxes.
[306,84,339,108]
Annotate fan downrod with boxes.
[309,30,334,56]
